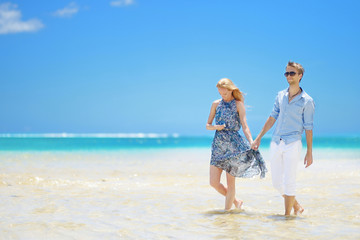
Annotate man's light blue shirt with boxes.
[270,88,315,144]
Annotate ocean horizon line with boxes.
[0,132,359,139]
[0,133,181,138]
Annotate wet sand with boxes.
[0,148,359,239]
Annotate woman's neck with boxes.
[223,96,234,102]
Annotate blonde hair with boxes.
[216,78,244,102]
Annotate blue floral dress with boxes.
[210,99,267,178]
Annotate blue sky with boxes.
[1,0,359,136]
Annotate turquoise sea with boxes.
[1,134,360,239]
[0,134,359,151]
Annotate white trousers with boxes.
[269,140,302,196]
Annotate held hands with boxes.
[304,151,313,168]
[251,138,261,150]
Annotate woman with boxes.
[206,78,267,210]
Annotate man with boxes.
[251,61,315,216]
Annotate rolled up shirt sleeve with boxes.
[303,99,315,130]
[270,94,280,120]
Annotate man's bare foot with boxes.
[234,199,243,209]
[294,203,304,215]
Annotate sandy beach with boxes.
[0,147,359,239]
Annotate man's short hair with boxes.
[287,61,305,81]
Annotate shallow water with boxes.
[0,148,359,239]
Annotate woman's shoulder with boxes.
[212,99,222,105]
[210,99,222,109]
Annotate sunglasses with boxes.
[284,71,297,77]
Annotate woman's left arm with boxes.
[237,101,254,145]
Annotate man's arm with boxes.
[251,92,280,150]
[303,98,315,168]
[251,116,276,150]
[304,129,313,168]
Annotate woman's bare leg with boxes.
[225,172,236,210]
[210,165,242,208]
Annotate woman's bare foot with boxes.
[234,199,243,209]
[293,203,304,215]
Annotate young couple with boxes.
[206,61,315,216]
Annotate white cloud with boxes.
[0,2,44,34]
[110,0,134,7]
[53,2,79,18]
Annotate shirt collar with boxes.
[286,87,304,101]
